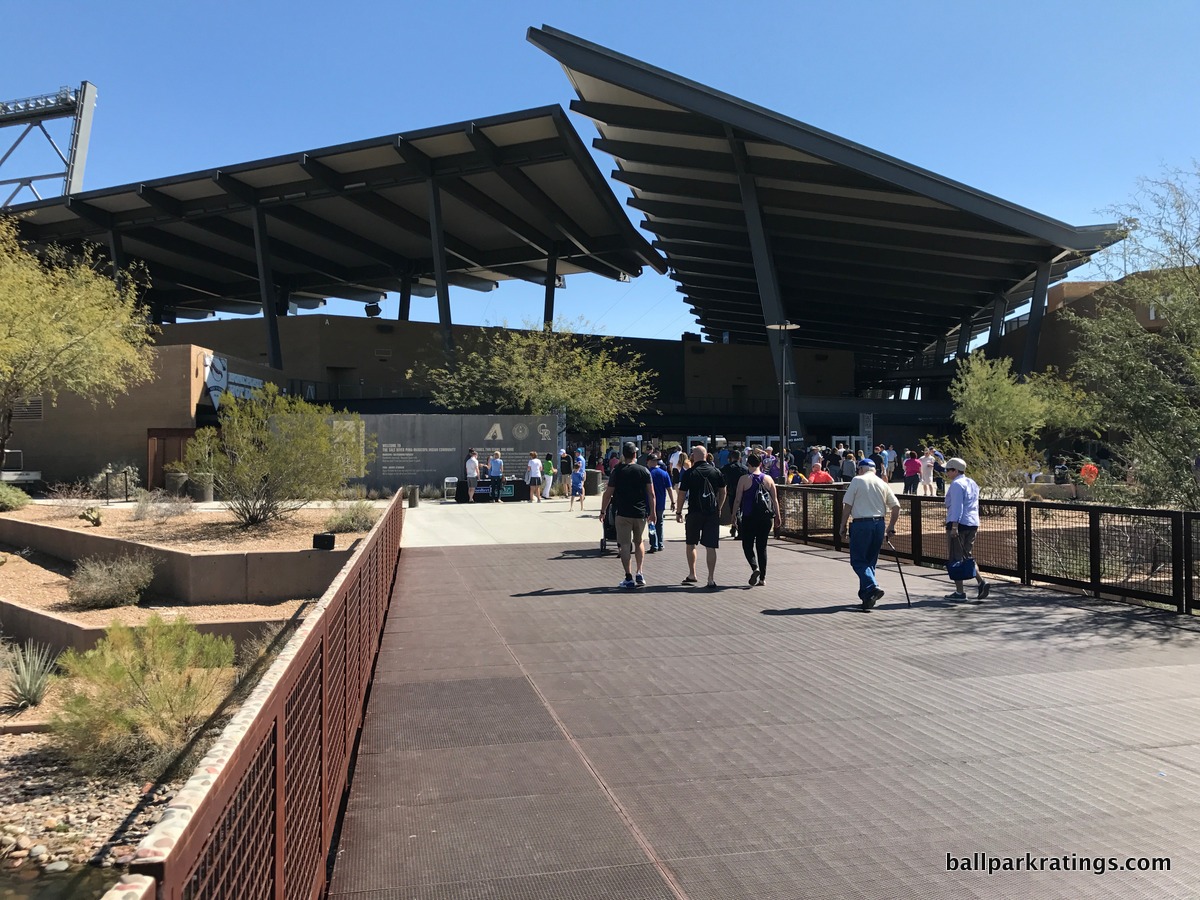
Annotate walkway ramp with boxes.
[330,500,1200,898]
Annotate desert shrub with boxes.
[45,480,96,518]
[0,482,29,511]
[51,615,235,776]
[68,551,156,609]
[181,385,371,527]
[339,483,368,500]
[88,462,140,500]
[131,488,192,522]
[366,488,380,501]
[78,506,102,527]
[420,482,441,499]
[325,500,380,534]
[379,485,394,500]
[3,641,58,708]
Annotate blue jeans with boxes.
[849,518,885,599]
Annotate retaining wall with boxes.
[0,517,352,604]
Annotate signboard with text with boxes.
[359,414,556,490]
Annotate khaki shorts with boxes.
[615,515,647,549]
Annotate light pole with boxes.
[765,321,800,465]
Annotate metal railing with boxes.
[777,485,1196,613]
[119,496,404,900]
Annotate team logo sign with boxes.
[512,423,529,440]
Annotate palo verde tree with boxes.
[413,318,656,432]
[949,352,1092,496]
[181,383,370,526]
[0,216,156,459]
[1063,164,1200,508]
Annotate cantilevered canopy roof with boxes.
[8,105,664,320]
[529,26,1120,374]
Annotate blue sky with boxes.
[4,1,1197,341]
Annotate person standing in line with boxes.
[902,450,922,494]
[464,449,480,503]
[732,451,782,586]
[762,446,780,480]
[676,444,727,588]
[525,451,543,503]
[839,458,901,610]
[599,442,656,589]
[488,451,504,502]
[808,462,834,484]
[918,447,937,496]
[560,449,573,489]
[944,457,990,601]
[542,452,556,500]
[721,448,749,540]
[840,451,858,483]
[647,454,675,553]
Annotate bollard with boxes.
[407,485,420,508]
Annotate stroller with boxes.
[600,503,618,554]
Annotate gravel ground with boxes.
[0,500,362,886]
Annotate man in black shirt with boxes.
[600,442,656,589]
[720,449,749,539]
[676,444,727,588]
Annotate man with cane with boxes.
[944,457,990,601]
[839,458,901,611]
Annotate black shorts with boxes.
[684,512,721,549]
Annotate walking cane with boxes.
[886,540,911,608]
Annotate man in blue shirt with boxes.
[487,451,504,503]
[647,454,675,553]
[944,457,990,600]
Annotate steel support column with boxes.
[426,179,455,361]
[543,253,557,329]
[250,205,284,370]
[728,130,801,444]
[1018,262,1051,377]
[985,293,1007,357]
[397,273,412,321]
[956,312,973,359]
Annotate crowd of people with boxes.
[461,439,987,607]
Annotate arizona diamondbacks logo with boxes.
[512,423,529,439]
[484,423,503,441]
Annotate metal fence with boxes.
[777,485,1196,613]
[124,496,404,900]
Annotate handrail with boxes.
[101,495,404,900]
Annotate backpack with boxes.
[750,474,774,519]
[693,468,718,516]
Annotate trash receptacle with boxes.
[407,485,420,508]
[443,476,458,500]
[585,468,602,496]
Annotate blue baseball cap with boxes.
[857,458,875,469]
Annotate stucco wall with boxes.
[0,517,351,604]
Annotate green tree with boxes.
[1064,164,1200,508]
[948,352,1091,496]
[413,318,656,432]
[0,216,156,458]
[182,383,370,526]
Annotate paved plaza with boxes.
[330,498,1200,898]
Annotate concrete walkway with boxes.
[329,499,1200,898]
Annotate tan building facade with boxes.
[9,344,279,486]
